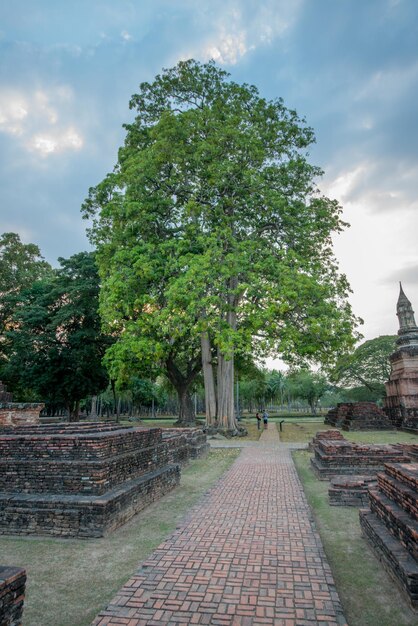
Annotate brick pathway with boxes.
[93,424,347,626]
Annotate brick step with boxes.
[368,489,418,561]
[360,509,418,609]
[384,462,418,492]
[0,464,180,538]
[377,473,418,522]
[310,457,383,480]
[329,475,376,507]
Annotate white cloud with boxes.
[204,30,249,65]
[0,85,83,157]
[121,30,132,41]
[0,91,29,135]
[180,0,304,66]
[27,128,83,157]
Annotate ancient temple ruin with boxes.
[0,423,207,538]
[0,380,43,427]
[360,454,418,609]
[385,284,418,432]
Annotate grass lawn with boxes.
[280,420,333,442]
[293,450,417,626]
[280,419,418,445]
[0,449,240,626]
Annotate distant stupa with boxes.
[384,283,418,431]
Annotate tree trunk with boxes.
[90,395,97,420]
[201,331,217,425]
[177,386,196,425]
[68,399,80,422]
[166,355,200,426]
[216,293,240,433]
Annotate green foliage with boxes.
[332,335,396,393]
[83,59,360,390]
[287,369,328,412]
[340,385,386,403]
[4,252,110,415]
[0,231,51,339]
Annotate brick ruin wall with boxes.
[325,402,394,431]
[308,429,344,451]
[0,566,26,626]
[310,434,409,480]
[0,423,187,538]
[0,423,209,538]
[162,427,209,464]
[329,475,377,507]
[360,461,418,609]
[0,380,43,428]
[384,347,418,432]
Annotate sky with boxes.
[0,0,417,346]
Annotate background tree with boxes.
[286,369,328,414]
[0,232,52,368]
[83,59,360,432]
[4,252,110,419]
[331,335,396,397]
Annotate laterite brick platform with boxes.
[310,434,409,480]
[0,423,183,538]
[0,380,43,427]
[329,475,376,507]
[308,430,344,451]
[360,462,418,609]
[162,428,209,465]
[324,402,394,431]
[93,425,347,626]
[0,566,26,626]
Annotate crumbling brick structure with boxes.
[310,434,409,480]
[384,284,418,433]
[325,402,394,431]
[0,566,26,626]
[0,423,182,538]
[308,429,344,451]
[0,381,43,428]
[329,475,376,507]
[162,427,209,464]
[360,461,418,609]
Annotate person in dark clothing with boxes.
[255,412,261,430]
[262,410,268,429]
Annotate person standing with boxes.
[255,412,261,430]
[262,410,268,430]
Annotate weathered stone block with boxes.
[0,566,26,626]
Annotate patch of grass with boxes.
[293,450,417,626]
[280,421,331,442]
[280,420,418,445]
[0,449,240,626]
[238,417,262,440]
[344,430,418,444]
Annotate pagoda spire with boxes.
[396,282,417,330]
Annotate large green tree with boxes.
[83,59,359,431]
[331,335,396,395]
[286,369,329,414]
[4,252,110,419]
[0,232,51,336]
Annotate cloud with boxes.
[0,85,84,157]
[27,127,83,156]
[204,29,249,65]
[383,264,418,287]
[179,0,304,66]
[0,91,29,135]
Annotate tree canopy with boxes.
[331,335,396,395]
[4,252,110,418]
[83,59,360,430]
[0,232,51,337]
